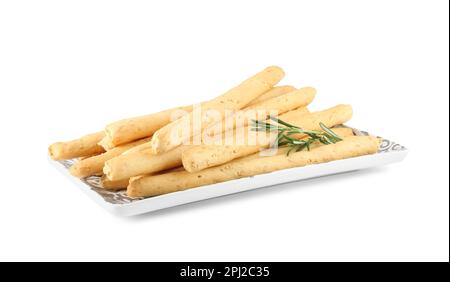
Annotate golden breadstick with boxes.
[102,166,187,191]
[69,138,151,178]
[103,105,192,148]
[48,131,105,160]
[105,87,311,182]
[103,145,191,181]
[248,127,354,157]
[102,85,290,150]
[202,88,315,140]
[247,85,296,106]
[247,87,315,111]
[128,135,379,197]
[101,175,130,191]
[122,90,311,156]
[182,104,353,173]
[151,66,285,154]
[106,125,351,183]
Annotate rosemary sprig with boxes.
[251,117,343,156]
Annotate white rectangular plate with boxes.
[50,127,408,216]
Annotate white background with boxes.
[0,0,448,262]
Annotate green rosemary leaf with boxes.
[251,118,344,156]
[319,122,343,141]
[269,116,299,129]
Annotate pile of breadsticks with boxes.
[49,66,380,198]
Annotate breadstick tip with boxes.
[69,163,84,178]
[262,66,285,85]
[103,162,112,179]
[127,180,140,198]
[48,143,62,160]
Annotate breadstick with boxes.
[247,87,314,111]
[103,105,192,149]
[103,145,191,181]
[102,166,187,190]
[69,138,151,178]
[101,175,130,191]
[104,95,312,182]
[124,90,311,154]
[182,104,353,172]
[202,88,315,140]
[102,85,291,150]
[48,131,105,160]
[150,66,285,154]
[128,135,379,197]
[247,85,296,106]
[106,125,351,183]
